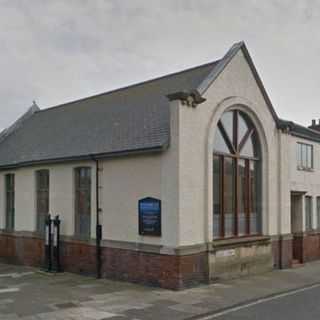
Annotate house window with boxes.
[75,167,91,239]
[5,174,15,231]
[305,196,313,231]
[297,143,313,170]
[213,109,261,239]
[36,170,49,234]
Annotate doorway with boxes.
[291,192,304,263]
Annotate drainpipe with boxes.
[91,155,102,279]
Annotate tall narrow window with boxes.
[212,109,261,238]
[75,167,91,239]
[213,155,221,238]
[305,196,313,231]
[238,159,247,236]
[5,174,15,231]
[224,157,235,237]
[36,170,49,234]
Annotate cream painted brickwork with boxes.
[100,153,174,247]
[0,161,97,237]
[176,49,281,246]
[288,135,320,231]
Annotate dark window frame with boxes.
[5,174,15,231]
[213,109,261,239]
[36,170,49,234]
[297,142,313,170]
[74,167,92,240]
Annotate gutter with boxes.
[0,144,168,171]
[91,155,102,279]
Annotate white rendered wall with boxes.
[176,49,281,246]
[289,135,320,231]
[0,161,97,237]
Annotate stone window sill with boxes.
[297,166,314,172]
[211,235,270,250]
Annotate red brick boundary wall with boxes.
[0,233,44,267]
[4,232,320,289]
[0,233,208,290]
[271,234,293,269]
[102,247,208,289]
[293,232,320,263]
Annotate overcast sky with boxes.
[1,0,320,130]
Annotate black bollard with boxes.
[96,224,102,279]
[44,214,52,272]
[53,215,62,273]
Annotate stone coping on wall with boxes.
[210,236,271,251]
[292,230,320,237]
[270,233,293,241]
[0,230,208,256]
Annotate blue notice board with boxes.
[139,197,161,236]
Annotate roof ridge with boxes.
[37,59,220,114]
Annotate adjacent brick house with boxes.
[0,41,320,289]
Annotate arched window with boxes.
[213,109,261,238]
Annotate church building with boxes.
[0,42,319,289]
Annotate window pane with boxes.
[224,157,235,237]
[213,155,221,238]
[238,159,247,236]
[5,174,15,231]
[305,196,313,231]
[250,161,261,234]
[36,170,49,234]
[220,111,234,143]
[75,167,91,239]
[238,113,249,147]
[240,136,255,158]
[307,145,313,168]
[213,128,230,154]
[302,144,307,168]
[296,144,302,167]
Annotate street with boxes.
[197,284,320,319]
[0,262,320,319]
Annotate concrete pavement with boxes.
[0,261,320,319]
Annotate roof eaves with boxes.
[0,143,168,171]
[290,131,320,143]
[278,118,320,143]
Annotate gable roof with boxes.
[0,58,220,169]
[3,41,308,170]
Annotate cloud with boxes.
[0,0,320,129]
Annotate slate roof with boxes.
[0,59,220,169]
[3,41,316,169]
